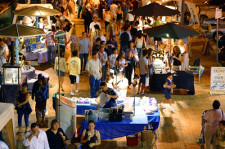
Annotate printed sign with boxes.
[210,67,225,91]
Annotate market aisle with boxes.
[5,21,225,149]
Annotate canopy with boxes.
[14,6,61,17]
[144,23,199,39]
[0,24,46,38]
[130,2,180,17]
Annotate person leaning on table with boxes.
[80,120,101,149]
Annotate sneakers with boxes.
[70,92,75,96]
[75,90,79,93]
[160,103,166,109]
[170,106,175,112]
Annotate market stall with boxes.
[0,103,15,149]
[150,71,195,95]
[12,4,61,64]
[53,95,160,133]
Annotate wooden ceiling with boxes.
[151,0,221,5]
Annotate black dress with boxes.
[81,129,98,149]
[125,57,136,85]
[173,54,181,66]
[46,128,67,149]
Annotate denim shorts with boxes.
[56,70,65,76]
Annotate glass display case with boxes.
[2,63,21,84]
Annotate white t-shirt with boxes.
[0,141,9,149]
[46,31,55,46]
[89,22,101,32]
[110,4,118,17]
[114,77,128,97]
[127,13,134,22]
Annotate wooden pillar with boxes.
[5,119,16,149]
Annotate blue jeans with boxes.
[101,65,107,81]
[80,53,88,72]
[78,5,83,18]
[17,110,30,127]
[89,75,101,98]
[47,45,56,64]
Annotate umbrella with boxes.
[14,6,61,17]
[143,23,199,39]
[130,2,180,17]
[0,24,46,64]
[0,23,46,38]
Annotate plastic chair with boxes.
[189,58,204,82]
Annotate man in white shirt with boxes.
[0,141,8,149]
[45,30,56,65]
[110,1,118,19]
[23,123,50,149]
[89,17,101,42]
[114,71,128,97]
[86,51,102,98]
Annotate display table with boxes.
[0,103,16,149]
[21,50,48,64]
[0,75,27,105]
[81,116,149,140]
[22,66,35,80]
[150,71,195,95]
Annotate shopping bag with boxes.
[145,77,149,87]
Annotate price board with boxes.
[210,67,225,95]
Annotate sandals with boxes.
[16,131,22,135]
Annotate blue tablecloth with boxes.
[81,115,149,140]
[150,71,195,95]
[76,103,98,115]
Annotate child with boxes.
[216,121,225,149]
[160,73,176,112]
[68,50,81,95]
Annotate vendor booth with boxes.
[12,4,61,64]
[0,103,15,149]
[53,94,160,141]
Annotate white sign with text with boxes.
[210,67,225,91]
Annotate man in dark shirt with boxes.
[92,37,101,53]
[120,25,132,53]
[97,82,118,109]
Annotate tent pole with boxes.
[181,0,185,25]
[36,17,39,28]
[15,38,19,64]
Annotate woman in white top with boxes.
[115,52,127,74]
[104,8,113,32]
[203,100,225,149]
[54,52,68,92]
[134,31,145,58]
[68,28,78,51]
[178,40,189,71]
[109,49,118,69]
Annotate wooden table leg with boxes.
[5,119,15,149]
